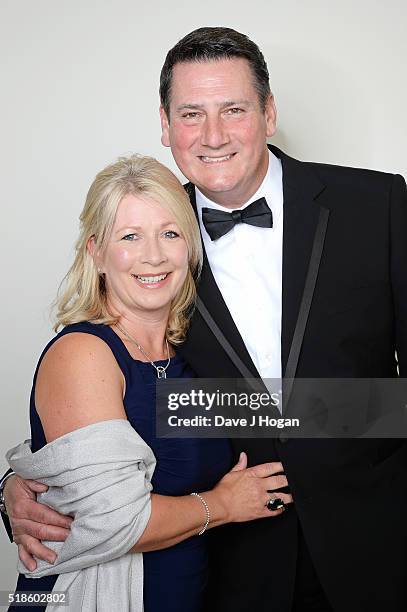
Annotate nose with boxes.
[200,114,229,149]
[141,237,168,266]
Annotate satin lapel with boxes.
[185,183,259,377]
[269,146,327,377]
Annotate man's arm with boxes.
[2,472,72,570]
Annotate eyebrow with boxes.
[114,222,177,233]
[176,99,250,113]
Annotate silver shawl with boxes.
[6,419,156,611]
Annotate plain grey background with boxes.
[1,0,406,598]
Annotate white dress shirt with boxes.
[196,150,283,380]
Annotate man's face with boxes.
[160,58,276,209]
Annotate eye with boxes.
[163,230,180,239]
[122,233,138,241]
[181,111,201,120]
[225,107,243,116]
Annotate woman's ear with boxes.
[87,236,103,273]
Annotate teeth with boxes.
[200,154,233,163]
[134,273,168,284]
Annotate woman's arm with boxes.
[131,455,290,552]
[33,332,293,555]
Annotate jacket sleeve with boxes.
[1,468,14,542]
[390,174,407,376]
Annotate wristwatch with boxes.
[0,472,15,515]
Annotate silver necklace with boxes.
[115,322,171,379]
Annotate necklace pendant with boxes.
[156,366,167,379]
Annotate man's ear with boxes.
[87,236,103,273]
[160,105,171,147]
[265,93,277,138]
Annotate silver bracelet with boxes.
[190,492,210,535]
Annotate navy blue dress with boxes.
[11,322,232,612]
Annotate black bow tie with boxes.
[202,197,273,241]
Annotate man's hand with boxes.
[4,474,72,571]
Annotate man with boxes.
[2,27,407,612]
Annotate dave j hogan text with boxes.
[167,414,300,429]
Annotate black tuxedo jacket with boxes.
[179,146,407,612]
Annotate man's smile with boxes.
[198,153,236,164]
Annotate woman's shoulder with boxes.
[35,323,126,442]
[39,322,114,360]
[39,324,120,382]
[32,321,131,402]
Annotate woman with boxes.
[7,154,292,611]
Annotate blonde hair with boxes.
[55,154,202,344]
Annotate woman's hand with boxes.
[131,453,292,553]
[207,452,293,523]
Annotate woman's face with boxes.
[98,193,189,320]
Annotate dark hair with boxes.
[160,27,271,118]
